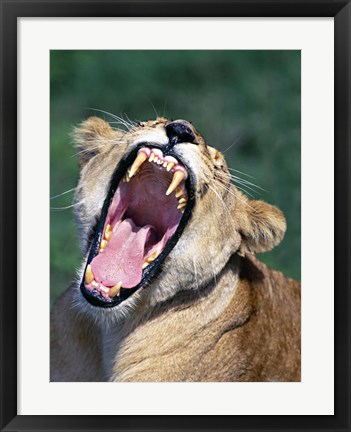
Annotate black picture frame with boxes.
[1,1,350,431]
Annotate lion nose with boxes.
[165,121,195,146]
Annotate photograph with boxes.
[1,0,348,428]
[50,49,301,382]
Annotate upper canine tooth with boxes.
[85,264,94,285]
[166,171,186,196]
[129,152,147,178]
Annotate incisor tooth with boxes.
[85,265,94,285]
[163,162,168,168]
[129,152,147,177]
[100,286,109,294]
[167,162,175,172]
[178,198,186,204]
[142,262,149,269]
[177,203,186,210]
[109,282,122,298]
[100,239,107,250]
[149,153,155,162]
[154,156,159,163]
[166,171,185,196]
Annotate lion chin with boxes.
[50,116,300,382]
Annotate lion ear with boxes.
[73,117,123,168]
[235,196,286,256]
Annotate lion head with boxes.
[73,116,286,314]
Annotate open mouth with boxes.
[80,145,194,307]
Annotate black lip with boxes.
[80,142,196,308]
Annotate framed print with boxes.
[1,1,350,431]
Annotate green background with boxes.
[50,50,301,306]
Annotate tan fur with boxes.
[51,117,300,382]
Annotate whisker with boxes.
[107,121,133,130]
[221,171,266,192]
[85,108,132,130]
[214,176,256,199]
[221,134,242,154]
[220,175,262,196]
[211,178,256,211]
[50,205,76,211]
[228,167,255,179]
[50,187,76,200]
[162,97,168,118]
[207,183,231,216]
[144,96,159,119]
[124,112,137,127]
[114,115,133,130]
[70,140,127,158]
[50,199,86,211]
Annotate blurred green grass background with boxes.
[50,50,300,306]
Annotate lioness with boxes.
[51,116,300,382]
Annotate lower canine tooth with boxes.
[166,171,186,196]
[109,282,122,298]
[104,225,112,241]
[85,264,94,285]
[146,251,159,263]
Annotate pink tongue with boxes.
[91,218,154,289]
